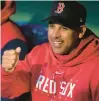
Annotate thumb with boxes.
[15,47,21,54]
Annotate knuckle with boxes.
[2,55,5,59]
[2,57,7,61]
[2,64,5,68]
[4,50,10,54]
[4,50,16,55]
[2,64,8,69]
[3,50,7,54]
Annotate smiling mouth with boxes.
[53,41,63,48]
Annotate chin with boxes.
[53,48,70,55]
[53,49,65,55]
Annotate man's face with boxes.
[48,23,80,55]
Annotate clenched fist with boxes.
[2,47,21,72]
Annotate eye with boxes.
[49,24,54,28]
[61,26,69,30]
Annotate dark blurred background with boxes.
[9,1,99,49]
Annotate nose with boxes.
[53,28,61,38]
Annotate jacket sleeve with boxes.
[1,47,35,99]
[1,39,28,60]
[90,64,99,101]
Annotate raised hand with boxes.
[2,47,21,72]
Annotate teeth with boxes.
[53,41,62,47]
[54,42,62,44]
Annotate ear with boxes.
[79,25,86,39]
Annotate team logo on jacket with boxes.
[36,74,76,98]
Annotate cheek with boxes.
[62,34,76,45]
[48,29,53,40]
[48,32,50,41]
[48,29,53,34]
[62,33,72,41]
[48,28,54,35]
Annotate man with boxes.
[1,1,99,101]
[1,1,31,101]
[1,1,28,59]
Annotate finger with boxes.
[2,64,13,69]
[2,55,17,60]
[15,47,21,54]
[4,50,16,55]
[3,60,15,65]
[5,67,15,72]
